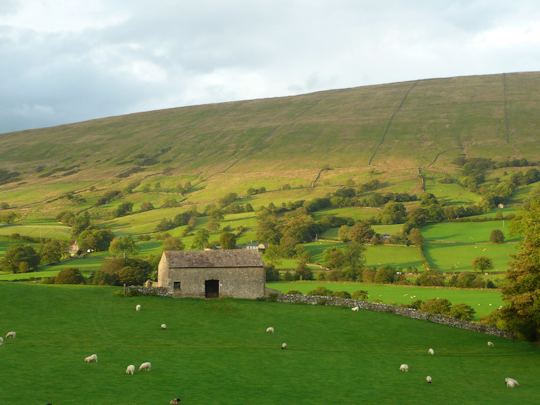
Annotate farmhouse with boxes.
[157,250,265,299]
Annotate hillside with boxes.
[0,72,539,278]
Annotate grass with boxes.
[423,222,519,272]
[269,281,503,318]
[1,283,539,404]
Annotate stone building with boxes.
[157,249,265,299]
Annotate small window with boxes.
[173,281,181,290]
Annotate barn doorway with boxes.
[205,280,219,298]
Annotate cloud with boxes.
[1,0,540,132]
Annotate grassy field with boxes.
[269,281,502,318]
[1,283,539,404]
[423,222,519,272]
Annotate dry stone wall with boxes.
[276,294,513,339]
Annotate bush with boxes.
[409,299,424,310]
[118,266,147,286]
[265,265,280,281]
[55,268,85,284]
[94,258,152,286]
[490,229,505,244]
[374,266,398,284]
[416,271,445,286]
[286,290,303,295]
[361,268,376,283]
[295,262,313,280]
[1,245,40,273]
[420,298,452,315]
[472,256,494,271]
[352,290,368,300]
[332,290,352,299]
[307,287,333,296]
[449,303,476,321]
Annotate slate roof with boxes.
[163,249,264,268]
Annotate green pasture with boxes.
[422,222,518,244]
[1,283,539,404]
[0,221,71,240]
[314,206,381,221]
[270,281,502,318]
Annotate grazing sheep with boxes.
[139,361,152,371]
[170,398,181,405]
[266,327,274,334]
[84,354,98,363]
[428,348,435,355]
[135,304,142,312]
[161,324,167,329]
[399,364,409,372]
[505,377,519,388]
[487,341,495,347]
[281,342,288,350]
[0,337,3,345]
[5,331,16,339]
[126,365,135,375]
[351,306,359,312]
[426,376,432,384]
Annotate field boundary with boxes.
[275,294,513,339]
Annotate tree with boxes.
[472,256,493,271]
[71,212,92,237]
[78,229,114,252]
[341,243,365,280]
[163,236,185,251]
[449,304,475,321]
[109,236,138,259]
[191,229,210,249]
[264,244,282,266]
[490,229,505,244]
[408,228,424,246]
[140,202,154,212]
[380,201,407,224]
[324,247,345,270]
[55,268,85,284]
[219,231,237,249]
[295,261,313,280]
[118,266,146,285]
[0,211,17,224]
[1,245,40,273]
[420,298,452,315]
[499,198,540,340]
[114,202,133,217]
[338,225,350,242]
[348,222,375,243]
[39,240,64,265]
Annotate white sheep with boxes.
[281,342,288,350]
[135,304,142,312]
[139,361,152,371]
[426,376,432,384]
[266,327,274,334]
[428,348,435,355]
[487,341,495,347]
[400,364,409,372]
[0,337,3,345]
[5,331,16,339]
[161,324,167,329]
[505,377,519,388]
[84,354,98,363]
[351,306,359,312]
[126,365,135,375]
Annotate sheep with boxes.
[505,377,519,388]
[487,341,495,347]
[426,376,432,384]
[135,304,142,312]
[428,348,435,355]
[0,337,3,345]
[266,327,274,334]
[161,324,167,329]
[399,364,409,372]
[281,342,288,350]
[84,354,98,363]
[126,365,135,375]
[170,398,181,405]
[139,361,152,371]
[351,306,359,312]
[5,331,16,339]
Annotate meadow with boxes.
[1,283,539,405]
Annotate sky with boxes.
[1,0,540,133]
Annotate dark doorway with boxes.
[205,280,219,298]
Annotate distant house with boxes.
[157,250,265,299]
[245,242,267,253]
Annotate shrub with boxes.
[265,265,280,281]
[374,266,398,284]
[352,290,369,300]
[416,271,445,286]
[361,268,376,283]
[472,256,494,271]
[420,298,452,315]
[332,290,352,299]
[1,245,40,273]
[490,229,505,244]
[118,266,147,286]
[286,290,303,295]
[55,268,85,284]
[409,299,424,310]
[295,262,313,280]
[307,287,333,296]
[449,303,476,321]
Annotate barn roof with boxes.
[163,249,264,268]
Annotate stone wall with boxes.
[275,294,513,339]
[126,286,172,297]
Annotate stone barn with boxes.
[157,250,265,299]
